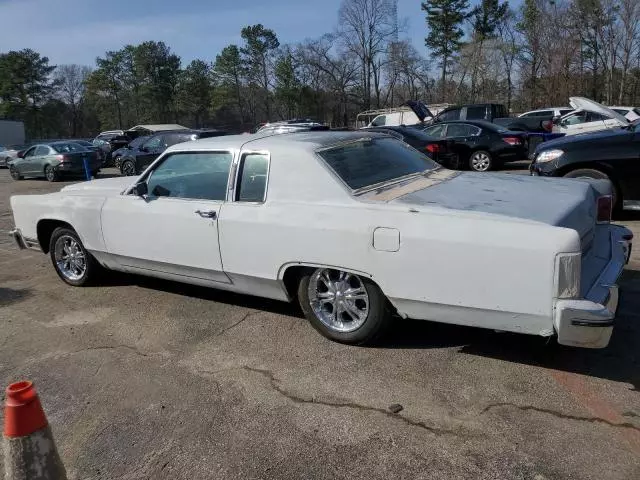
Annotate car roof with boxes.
[428,120,500,130]
[164,130,389,154]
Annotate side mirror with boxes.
[17,151,24,158]
[140,146,148,152]
[133,182,148,196]
[552,115,561,125]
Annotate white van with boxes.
[368,110,420,127]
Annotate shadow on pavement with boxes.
[96,269,640,389]
[0,287,32,307]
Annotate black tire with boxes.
[468,150,493,172]
[563,168,620,210]
[49,227,101,287]
[9,165,22,180]
[297,268,390,345]
[91,170,100,179]
[121,160,136,176]
[45,165,58,182]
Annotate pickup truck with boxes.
[406,101,551,133]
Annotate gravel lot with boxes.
[1,166,639,479]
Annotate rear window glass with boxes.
[317,137,438,191]
[52,143,85,153]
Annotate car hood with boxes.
[535,126,631,152]
[404,100,434,123]
[569,96,629,125]
[366,171,598,242]
[60,176,135,195]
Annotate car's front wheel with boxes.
[297,268,390,345]
[469,150,493,172]
[49,227,100,287]
[9,165,22,180]
[121,160,136,176]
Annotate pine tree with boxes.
[422,0,470,101]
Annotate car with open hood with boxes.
[9,131,631,349]
[552,97,630,136]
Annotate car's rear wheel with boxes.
[121,160,136,176]
[114,155,122,169]
[297,267,390,345]
[9,165,22,180]
[45,165,58,182]
[49,227,100,287]
[563,168,620,210]
[469,150,493,172]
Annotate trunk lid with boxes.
[388,172,597,245]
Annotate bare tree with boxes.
[338,0,399,109]
[618,0,640,103]
[54,64,91,136]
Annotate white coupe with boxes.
[9,131,632,348]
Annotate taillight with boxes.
[55,154,71,163]
[541,120,553,132]
[596,195,612,223]
[502,136,521,145]
[426,144,440,154]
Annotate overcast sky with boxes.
[0,0,442,66]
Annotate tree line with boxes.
[0,0,639,140]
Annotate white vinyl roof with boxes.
[128,124,188,132]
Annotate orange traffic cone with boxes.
[3,381,67,480]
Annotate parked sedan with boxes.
[422,120,527,171]
[9,142,102,182]
[530,120,640,211]
[9,131,631,349]
[552,97,629,136]
[119,129,228,176]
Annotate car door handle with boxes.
[195,209,217,219]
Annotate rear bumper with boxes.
[9,228,42,251]
[56,162,101,174]
[554,224,632,348]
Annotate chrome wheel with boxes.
[54,235,86,281]
[470,152,491,172]
[308,269,369,333]
[45,165,56,181]
[121,161,136,176]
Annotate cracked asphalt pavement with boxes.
[1,167,639,479]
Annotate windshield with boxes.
[130,136,150,148]
[317,136,438,191]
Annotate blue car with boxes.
[110,135,150,169]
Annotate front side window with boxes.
[144,136,164,150]
[562,112,587,126]
[370,115,386,126]
[23,147,36,158]
[145,151,233,201]
[236,153,269,202]
[318,137,438,191]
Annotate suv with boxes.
[119,129,228,176]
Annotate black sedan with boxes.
[362,125,458,166]
[530,122,640,211]
[111,135,150,170]
[422,120,528,171]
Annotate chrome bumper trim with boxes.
[9,228,41,251]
